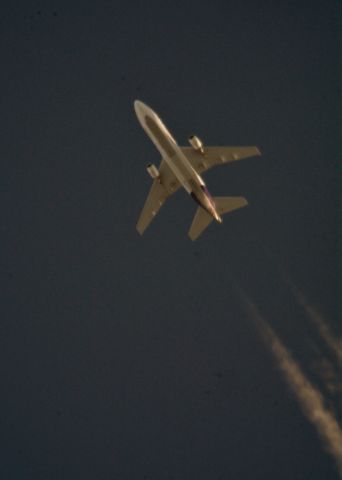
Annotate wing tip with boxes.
[136,223,145,235]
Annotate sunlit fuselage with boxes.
[134,100,222,223]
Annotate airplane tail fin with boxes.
[188,196,248,241]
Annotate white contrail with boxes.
[289,283,342,365]
[242,296,342,476]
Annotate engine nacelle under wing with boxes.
[188,135,204,154]
[146,163,160,180]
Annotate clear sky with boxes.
[1,1,340,479]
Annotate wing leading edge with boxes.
[181,146,261,174]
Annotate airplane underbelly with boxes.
[144,113,203,193]
[163,150,199,194]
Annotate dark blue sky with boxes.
[1,1,340,479]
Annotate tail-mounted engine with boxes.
[188,135,204,154]
[146,163,160,180]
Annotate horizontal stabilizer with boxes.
[188,196,248,241]
[188,207,213,241]
[214,196,248,215]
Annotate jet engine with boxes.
[146,163,160,180]
[188,135,204,154]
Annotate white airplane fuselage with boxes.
[134,100,222,223]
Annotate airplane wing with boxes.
[136,159,180,235]
[180,146,261,175]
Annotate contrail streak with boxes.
[288,282,342,365]
[242,295,342,476]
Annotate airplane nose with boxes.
[134,100,143,115]
[134,100,148,125]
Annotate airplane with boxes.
[134,100,261,240]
